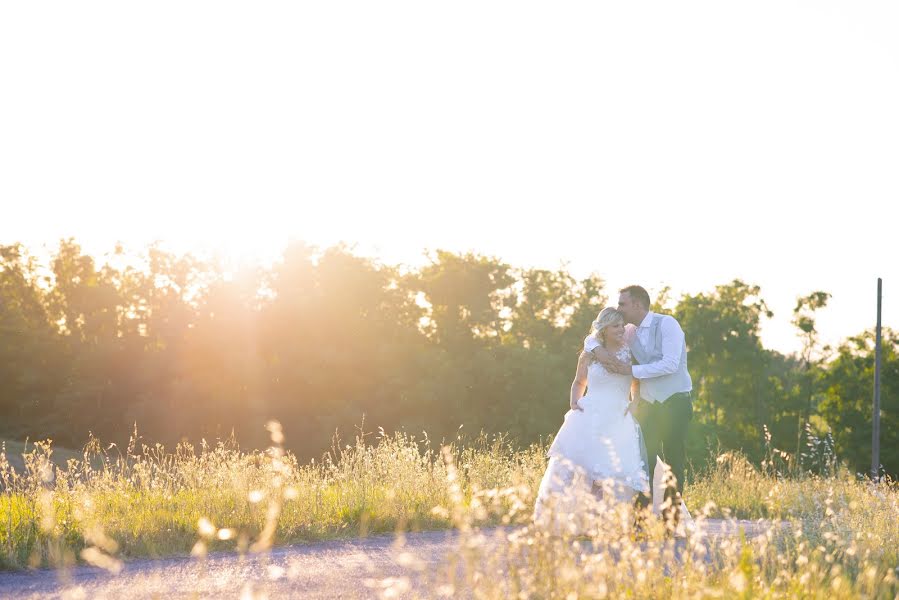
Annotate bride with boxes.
[533,307,649,529]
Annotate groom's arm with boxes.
[631,316,685,379]
[584,335,621,368]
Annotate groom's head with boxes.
[618,285,650,325]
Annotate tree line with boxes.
[0,240,894,476]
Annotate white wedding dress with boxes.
[534,344,650,526]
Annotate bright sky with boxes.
[2,1,896,355]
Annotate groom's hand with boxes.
[607,360,632,376]
[591,346,618,368]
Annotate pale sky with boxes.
[2,1,896,355]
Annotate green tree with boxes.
[508,268,606,354]
[415,251,515,345]
[790,291,832,455]
[0,244,65,434]
[818,330,898,476]
[675,280,774,463]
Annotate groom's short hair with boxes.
[620,285,650,309]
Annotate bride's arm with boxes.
[624,379,641,417]
[570,352,590,411]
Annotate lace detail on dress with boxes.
[588,344,632,378]
[614,345,632,364]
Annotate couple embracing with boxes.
[534,285,693,536]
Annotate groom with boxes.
[585,285,693,533]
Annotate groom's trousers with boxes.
[634,391,693,523]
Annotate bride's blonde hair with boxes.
[589,307,625,351]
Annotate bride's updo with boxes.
[590,307,625,348]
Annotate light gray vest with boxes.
[629,314,692,403]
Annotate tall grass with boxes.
[1,427,897,598]
[0,426,545,570]
[423,456,899,599]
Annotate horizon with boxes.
[3,233,889,358]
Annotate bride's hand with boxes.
[570,398,584,412]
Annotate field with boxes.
[1,427,897,598]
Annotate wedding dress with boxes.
[534,345,650,526]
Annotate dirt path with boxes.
[0,520,782,599]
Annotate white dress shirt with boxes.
[584,311,692,403]
[630,311,686,380]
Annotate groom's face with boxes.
[617,292,643,325]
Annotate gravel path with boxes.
[0,520,783,599]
